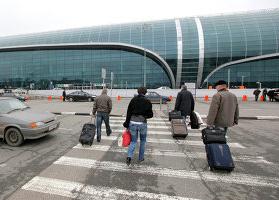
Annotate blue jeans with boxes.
[127,122,147,161]
[96,112,111,140]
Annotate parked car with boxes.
[66,91,96,102]
[156,86,171,90]
[145,91,170,104]
[274,89,279,102]
[14,88,28,95]
[0,97,60,146]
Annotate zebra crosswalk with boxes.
[8,116,279,200]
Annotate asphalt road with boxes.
[0,100,279,200]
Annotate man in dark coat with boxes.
[62,89,66,102]
[253,89,261,101]
[174,85,195,117]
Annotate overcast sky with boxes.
[0,0,278,37]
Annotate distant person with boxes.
[123,87,153,166]
[93,88,112,142]
[253,88,261,101]
[62,89,66,102]
[207,80,239,134]
[262,88,268,101]
[267,89,275,102]
[174,85,195,118]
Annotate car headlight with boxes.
[30,121,45,128]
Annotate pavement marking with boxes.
[109,119,171,125]
[104,124,170,129]
[256,116,279,120]
[61,112,76,115]
[73,144,272,164]
[58,128,73,131]
[0,163,7,168]
[99,135,245,148]
[54,156,279,188]
[107,129,202,137]
[22,176,199,200]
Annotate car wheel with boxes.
[5,128,24,147]
[69,97,73,102]
[88,98,92,102]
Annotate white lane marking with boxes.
[107,129,202,138]
[61,112,76,115]
[256,116,279,120]
[107,130,202,137]
[0,163,7,168]
[22,176,198,200]
[73,144,272,164]
[58,128,73,131]
[54,156,279,188]
[100,136,245,149]
[103,124,170,129]
[109,120,171,125]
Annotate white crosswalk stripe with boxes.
[22,176,200,200]
[53,156,279,188]
[95,135,245,148]
[73,144,273,164]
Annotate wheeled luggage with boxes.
[190,111,200,129]
[201,127,226,144]
[79,120,96,146]
[169,110,183,121]
[171,119,188,138]
[205,143,234,172]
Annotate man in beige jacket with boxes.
[93,88,112,142]
[207,80,239,134]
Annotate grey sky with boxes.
[0,0,278,37]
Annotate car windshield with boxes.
[0,99,28,114]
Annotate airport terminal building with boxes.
[0,9,278,89]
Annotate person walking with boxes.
[93,88,112,142]
[62,89,66,102]
[253,88,261,101]
[207,80,239,134]
[174,85,195,118]
[123,87,153,166]
[262,88,268,101]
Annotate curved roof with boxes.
[0,43,176,88]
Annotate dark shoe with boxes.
[97,139,101,142]
[126,157,131,166]
[139,158,144,163]
[107,133,111,136]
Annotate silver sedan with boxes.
[0,97,60,146]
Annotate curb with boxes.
[52,112,279,120]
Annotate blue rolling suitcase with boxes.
[205,143,235,172]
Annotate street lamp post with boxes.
[241,76,246,86]
[144,49,146,87]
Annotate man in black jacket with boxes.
[174,85,195,117]
[123,87,153,166]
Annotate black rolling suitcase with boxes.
[171,119,188,138]
[201,127,226,144]
[79,117,96,146]
[169,110,183,121]
[205,143,235,172]
[190,111,200,129]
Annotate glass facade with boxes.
[0,9,278,89]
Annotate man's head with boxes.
[137,87,147,95]
[214,80,227,91]
[181,85,187,90]
[101,88,108,95]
